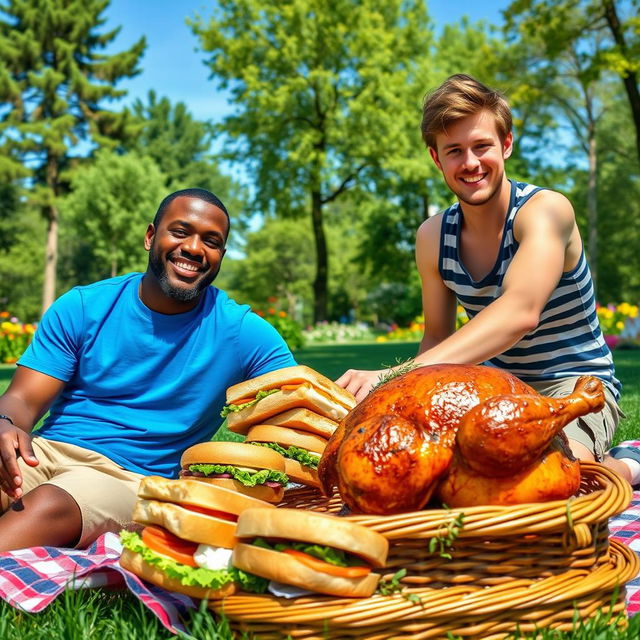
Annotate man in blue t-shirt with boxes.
[0,188,295,551]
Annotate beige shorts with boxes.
[0,437,145,548]
[526,377,622,462]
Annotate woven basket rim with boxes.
[308,462,631,539]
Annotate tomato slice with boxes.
[141,525,198,567]
[282,549,371,578]
[181,504,238,522]
[234,396,256,405]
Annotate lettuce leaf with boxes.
[120,531,268,593]
[252,537,366,567]
[249,442,320,469]
[187,464,289,487]
[220,389,280,418]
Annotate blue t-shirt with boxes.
[18,273,296,477]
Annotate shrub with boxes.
[254,307,305,350]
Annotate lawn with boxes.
[0,345,638,639]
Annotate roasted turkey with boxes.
[317,364,604,514]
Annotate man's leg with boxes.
[0,484,82,551]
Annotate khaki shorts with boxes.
[0,437,145,548]
[526,377,623,462]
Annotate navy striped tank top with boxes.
[438,179,620,399]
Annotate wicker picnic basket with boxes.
[211,462,639,639]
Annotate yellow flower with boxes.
[376,336,387,343]
[616,321,625,330]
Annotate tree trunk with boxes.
[421,191,430,220]
[602,0,640,163]
[586,129,598,297]
[41,155,59,314]
[311,189,328,323]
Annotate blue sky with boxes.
[104,1,508,123]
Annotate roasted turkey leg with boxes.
[456,376,605,477]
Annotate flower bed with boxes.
[0,312,36,364]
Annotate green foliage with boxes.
[61,150,166,282]
[191,0,432,321]
[218,217,315,319]
[0,201,45,320]
[363,275,422,326]
[0,0,145,310]
[124,91,249,240]
[255,307,305,350]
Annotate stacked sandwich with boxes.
[179,441,289,503]
[221,365,357,489]
[120,476,273,598]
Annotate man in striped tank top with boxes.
[337,74,637,484]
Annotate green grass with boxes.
[0,347,638,639]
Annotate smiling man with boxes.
[0,188,296,551]
[338,75,627,475]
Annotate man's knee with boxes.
[0,484,82,550]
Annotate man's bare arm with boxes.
[0,367,65,498]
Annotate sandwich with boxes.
[231,508,389,597]
[179,441,289,503]
[245,423,327,488]
[222,365,356,434]
[120,476,272,598]
[262,407,339,439]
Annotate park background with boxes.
[1,1,640,638]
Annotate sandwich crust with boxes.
[120,548,237,599]
[282,458,321,489]
[186,476,284,503]
[132,499,238,548]
[231,543,380,597]
[262,408,338,438]
[245,424,328,455]
[226,386,351,432]
[226,365,356,408]
[138,476,277,513]
[235,508,388,567]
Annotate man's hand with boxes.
[0,419,38,499]
[335,369,386,402]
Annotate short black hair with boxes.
[153,188,230,235]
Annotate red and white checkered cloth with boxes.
[0,532,197,636]
[609,440,640,615]
[2,444,640,635]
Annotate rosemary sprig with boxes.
[428,509,465,560]
[372,357,419,391]
[376,569,423,606]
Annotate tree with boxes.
[0,0,145,313]
[0,189,44,320]
[504,0,640,163]
[62,150,166,281]
[191,0,431,322]
[218,218,315,320]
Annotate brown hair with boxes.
[421,74,512,148]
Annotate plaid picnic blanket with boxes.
[2,444,640,636]
[0,532,196,636]
[609,439,640,615]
